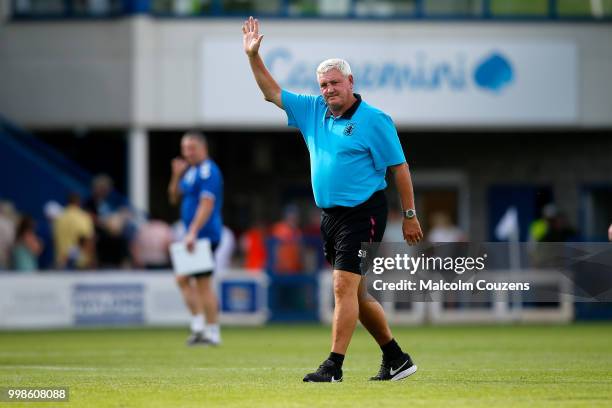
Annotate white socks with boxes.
[206,324,221,344]
[190,315,221,344]
[190,314,205,334]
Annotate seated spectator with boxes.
[131,219,173,270]
[54,193,95,269]
[11,216,43,272]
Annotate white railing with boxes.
[318,269,574,325]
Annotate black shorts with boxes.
[321,190,388,275]
[191,242,219,278]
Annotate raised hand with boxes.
[242,16,264,57]
[171,157,188,177]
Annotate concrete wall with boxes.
[0,1,10,22]
[1,18,612,129]
[0,19,133,128]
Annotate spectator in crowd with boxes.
[529,208,577,269]
[541,211,577,242]
[65,235,90,270]
[37,201,63,270]
[0,201,18,270]
[131,219,174,270]
[84,173,113,210]
[54,193,95,269]
[382,204,405,243]
[426,212,465,308]
[427,212,466,243]
[270,204,302,274]
[85,174,130,268]
[302,207,321,238]
[529,203,557,242]
[302,207,325,272]
[240,219,268,273]
[11,216,43,272]
[171,0,206,15]
[381,204,418,264]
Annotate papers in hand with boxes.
[170,238,215,275]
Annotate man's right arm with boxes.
[168,174,181,206]
[243,16,282,109]
[168,158,187,205]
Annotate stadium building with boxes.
[1,5,612,406]
[1,0,612,324]
[2,1,612,241]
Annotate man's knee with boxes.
[195,275,213,291]
[333,271,360,299]
[175,275,190,288]
[358,291,375,305]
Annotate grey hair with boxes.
[316,58,352,78]
[182,131,207,146]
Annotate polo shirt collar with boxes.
[325,94,362,119]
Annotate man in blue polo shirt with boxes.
[168,132,223,346]
[243,17,423,382]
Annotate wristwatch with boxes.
[403,209,416,219]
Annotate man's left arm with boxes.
[185,196,215,252]
[389,163,423,246]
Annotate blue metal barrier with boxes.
[265,236,324,322]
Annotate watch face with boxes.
[404,209,416,218]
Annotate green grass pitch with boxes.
[1,324,611,407]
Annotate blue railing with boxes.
[0,116,142,234]
[10,0,612,21]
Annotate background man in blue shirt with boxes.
[243,17,424,382]
[168,132,224,346]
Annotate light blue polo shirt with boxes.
[282,90,406,208]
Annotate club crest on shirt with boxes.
[343,122,356,136]
[185,168,196,184]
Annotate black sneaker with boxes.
[370,353,417,381]
[186,332,209,347]
[303,359,343,383]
